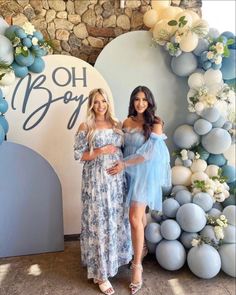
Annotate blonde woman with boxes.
[74,88,132,295]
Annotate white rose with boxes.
[22,22,36,35]
[180,149,188,160]
[32,37,38,46]
[207,51,214,59]
[215,55,222,65]
[215,42,224,54]
[191,239,200,247]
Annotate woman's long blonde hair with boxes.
[86,88,122,151]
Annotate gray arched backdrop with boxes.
[0,142,64,257]
[95,31,189,158]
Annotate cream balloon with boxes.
[191,159,208,173]
[158,6,183,20]
[223,144,236,166]
[191,171,209,184]
[180,31,199,52]
[0,70,15,86]
[188,72,205,90]
[143,9,159,28]
[205,165,220,178]
[153,19,176,42]
[151,0,171,10]
[175,11,193,27]
[172,166,192,186]
[204,69,223,86]
[187,10,200,23]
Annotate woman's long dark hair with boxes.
[128,86,163,140]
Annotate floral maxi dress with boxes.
[74,129,132,280]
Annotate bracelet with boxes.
[122,161,126,169]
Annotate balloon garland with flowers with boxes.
[143,0,236,279]
[0,17,51,144]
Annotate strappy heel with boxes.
[93,278,115,295]
[129,263,143,295]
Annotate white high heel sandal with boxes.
[93,278,115,295]
[129,263,143,295]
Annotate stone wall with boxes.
[0,0,202,64]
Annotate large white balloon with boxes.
[188,72,205,90]
[204,69,223,86]
[180,32,199,52]
[172,166,192,186]
[223,144,236,166]
[191,159,207,173]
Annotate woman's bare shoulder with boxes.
[77,122,88,132]
[123,117,133,128]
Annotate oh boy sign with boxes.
[6,55,113,234]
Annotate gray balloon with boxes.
[223,205,236,226]
[219,244,236,277]
[180,232,199,249]
[173,124,200,149]
[175,190,192,205]
[163,198,180,218]
[160,219,181,240]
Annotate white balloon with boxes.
[143,9,159,28]
[204,69,223,86]
[190,159,207,173]
[188,72,205,90]
[191,171,209,184]
[223,144,236,166]
[0,70,15,86]
[180,32,199,52]
[195,102,204,114]
[205,165,219,178]
[172,166,192,186]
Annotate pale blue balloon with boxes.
[200,225,219,244]
[201,128,232,154]
[221,49,236,80]
[176,203,207,232]
[0,98,8,114]
[203,61,212,70]
[183,159,192,167]
[207,154,227,166]
[156,240,186,271]
[187,150,195,160]
[163,198,180,218]
[11,62,28,78]
[0,35,14,65]
[207,28,220,39]
[223,224,236,243]
[160,219,181,240]
[212,63,222,70]
[28,57,45,73]
[4,25,20,40]
[171,185,188,196]
[175,190,192,205]
[171,53,198,77]
[187,244,221,278]
[200,107,220,123]
[15,28,27,39]
[221,31,235,40]
[33,31,44,41]
[15,52,35,67]
[221,165,236,183]
[0,116,9,133]
[223,205,236,226]
[200,51,208,62]
[22,37,32,48]
[212,116,226,128]
[0,17,9,35]
[219,244,236,277]
[145,223,163,244]
[193,39,209,56]
[0,125,5,144]
[193,192,214,212]
[207,208,221,217]
[146,240,157,254]
[186,112,200,125]
[223,121,233,131]
[173,124,200,149]
[180,232,198,249]
[194,118,212,135]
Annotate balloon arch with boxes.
[0,0,235,279]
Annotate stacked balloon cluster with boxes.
[0,17,50,144]
[143,0,236,279]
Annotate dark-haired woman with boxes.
[107,86,171,294]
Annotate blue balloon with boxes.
[187,244,221,279]
[180,232,198,249]
[28,57,45,73]
[207,28,220,39]
[145,223,163,244]
[186,112,200,125]
[194,118,212,135]
[0,125,5,144]
[219,244,236,277]
[222,195,236,207]
[212,116,226,128]
[221,49,236,80]
[160,219,181,240]
[203,60,212,70]
[222,224,236,243]
[223,121,233,131]
[201,107,220,123]
[228,37,236,49]
[202,128,232,154]
[213,202,223,211]
[219,35,228,45]
[22,37,32,48]
[200,51,208,62]
[223,205,236,226]
[4,25,20,40]
[200,225,219,244]
[193,39,209,56]
[15,52,35,67]
[162,198,180,218]
[173,124,200,149]
[0,116,9,133]
[193,192,214,212]
[207,154,227,166]
[196,145,210,160]
[0,98,8,114]
[221,165,236,183]
[221,31,235,40]
[15,28,27,39]
[207,208,221,217]
[171,53,198,77]
[146,240,157,254]
[11,62,28,78]
[212,63,222,70]
[175,190,192,205]
[33,31,44,41]
[171,185,188,196]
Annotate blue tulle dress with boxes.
[123,128,171,211]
